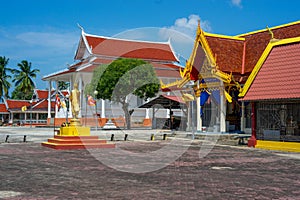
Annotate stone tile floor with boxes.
[0,137,299,199]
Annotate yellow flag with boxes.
[21,106,27,112]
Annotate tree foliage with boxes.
[96,58,160,129]
[85,64,109,97]
[0,56,13,99]
[12,60,40,98]
[11,85,34,100]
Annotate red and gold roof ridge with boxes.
[236,20,300,37]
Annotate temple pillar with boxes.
[241,101,245,132]
[101,99,106,118]
[47,81,52,119]
[220,82,226,133]
[100,99,107,127]
[143,108,151,127]
[196,95,202,132]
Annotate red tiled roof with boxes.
[6,99,30,109]
[203,21,300,76]
[83,34,179,62]
[206,36,244,73]
[79,60,181,78]
[155,69,180,78]
[240,22,300,74]
[153,63,181,78]
[6,99,55,111]
[36,90,54,99]
[162,94,185,104]
[35,90,68,100]
[243,42,300,101]
[0,103,8,113]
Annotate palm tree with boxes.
[12,60,40,98]
[0,56,13,100]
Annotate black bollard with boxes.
[23,135,27,142]
[111,134,114,141]
[5,135,9,142]
[163,133,167,140]
[124,134,128,141]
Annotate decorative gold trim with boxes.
[236,20,300,37]
[204,32,245,41]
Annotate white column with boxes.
[166,92,170,119]
[196,96,202,132]
[10,113,13,124]
[145,99,150,119]
[220,82,226,133]
[101,99,106,118]
[145,108,150,119]
[47,81,51,119]
[166,109,170,118]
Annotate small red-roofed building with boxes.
[0,88,70,126]
[0,103,9,125]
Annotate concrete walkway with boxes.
[0,127,299,199]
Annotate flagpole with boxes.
[94,91,98,131]
[85,96,88,126]
[54,94,60,136]
[54,101,56,136]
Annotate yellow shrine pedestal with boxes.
[59,119,90,136]
[41,118,115,150]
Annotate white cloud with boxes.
[164,14,212,38]
[231,0,243,8]
[156,14,212,61]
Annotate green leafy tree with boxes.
[11,85,33,100]
[85,64,109,97]
[0,56,13,100]
[12,60,40,98]
[96,58,160,129]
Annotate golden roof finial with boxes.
[266,26,274,40]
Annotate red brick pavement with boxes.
[0,141,299,199]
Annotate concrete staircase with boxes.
[41,135,115,150]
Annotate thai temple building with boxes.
[41,27,183,127]
[161,20,300,150]
[1,20,300,151]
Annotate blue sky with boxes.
[0,0,299,91]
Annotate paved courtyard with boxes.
[0,127,299,199]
